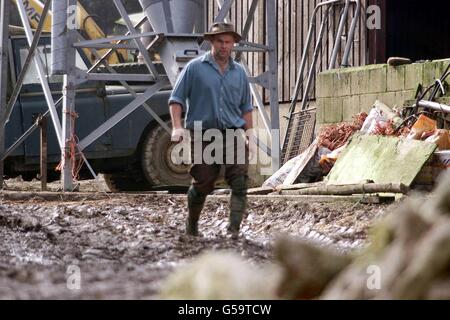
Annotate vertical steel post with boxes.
[62,0,77,191]
[341,0,361,67]
[51,0,68,75]
[266,0,280,172]
[39,116,48,191]
[329,0,350,70]
[0,0,11,189]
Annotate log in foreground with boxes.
[280,183,410,195]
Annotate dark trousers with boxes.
[189,129,249,195]
[186,129,249,233]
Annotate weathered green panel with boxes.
[326,134,437,187]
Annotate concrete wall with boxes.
[249,58,450,186]
[316,59,450,127]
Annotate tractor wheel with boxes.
[103,171,152,193]
[141,121,191,187]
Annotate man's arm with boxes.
[169,103,185,142]
[242,111,253,131]
[169,103,183,129]
[169,63,192,142]
[242,110,257,160]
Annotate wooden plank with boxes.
[247,186,274,195]
[326,134,438,187]
[245,194,384,203]
[279,183,410,195]
[276,181,325,191]
[283,138,319,185]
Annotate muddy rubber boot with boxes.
[186,186,206,236]
[227,176,248,239]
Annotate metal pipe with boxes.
[88,17,147,73]
[266,0,281,172]
[214,0,235,23]
[51,0,68,75]
[39,116,47,191]
[113,0,160,79]
[1,98,63,162]
[301,7,332,111]
[329,0,350,70]
[240,58,272,140]
[61,0,79,191]
[235,0,259,62]
[288,0,341,116]
[78,79,169,151]
[416,100,450,114]
[16,0,63,147]
[341,0,361,67]
[429,65,450,101]
[78,32,171,134]
[77,31,158,47]
[0,0,11,188]
[5,0,51,123]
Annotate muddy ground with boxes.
[0,177,395,299]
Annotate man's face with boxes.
[210,34,235,60]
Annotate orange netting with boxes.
[318,112,367,151]
[55,111,84,181]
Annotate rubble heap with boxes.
[274,172,450,299]
[161,173,450,300]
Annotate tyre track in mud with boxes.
[0,194,393,299]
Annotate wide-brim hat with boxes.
[203,22,242,42]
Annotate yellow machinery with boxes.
[12,0,127,64]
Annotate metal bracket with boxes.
[249,71,270,90]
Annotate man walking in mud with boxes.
[168,22,255,239]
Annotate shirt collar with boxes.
[202,51,236,70]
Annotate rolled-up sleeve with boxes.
[168,63,192,112]
[240,73,253,114]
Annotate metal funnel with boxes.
[138,0,203,34]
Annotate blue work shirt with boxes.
[168,52,253,130]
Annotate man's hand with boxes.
[245,130,258,161]
[169,103,184,142]
[171,128,187,142]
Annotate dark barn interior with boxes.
[370,0,450,63]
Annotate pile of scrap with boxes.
[251,98,450,198]
[160,174,450,300]
[277,172,450,300]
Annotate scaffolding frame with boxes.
[0,0,280,191]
